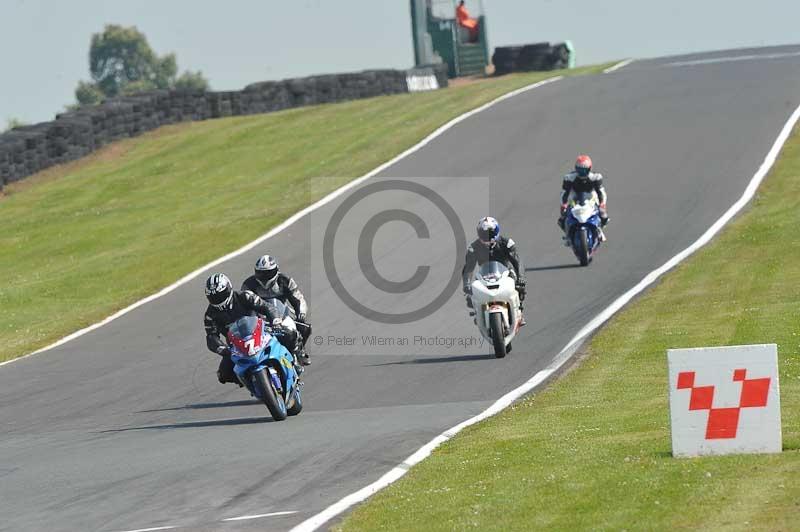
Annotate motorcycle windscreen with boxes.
[571,190,596,206]
[478,261,509,283]
[227,316,267,355]
[263,298,292,321]
[570,191,599,223]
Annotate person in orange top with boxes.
[455,1,479,42]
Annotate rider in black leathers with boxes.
[240,255,311,365]
[461,217,526,324]
[557,154,609,241]
[203,273,300,384]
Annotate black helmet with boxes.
[476,216,500,246]
[205,273,233,310]
[254,254,279,284]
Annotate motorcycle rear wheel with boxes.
[255,368,287,421]
[489,313,507,358]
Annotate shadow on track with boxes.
[525,264,580,272]
[135,399,260,413]
[96,416,272,433]
[367,354,492,367]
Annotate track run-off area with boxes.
[2,45,800,532]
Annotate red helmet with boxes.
[575,154,593,177]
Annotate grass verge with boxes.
[337,128,800,529]
[0,65,609,363]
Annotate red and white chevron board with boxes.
[668,344,782,457]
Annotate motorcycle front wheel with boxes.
[287,387,303,416]
[578,228,590,266]
[489,313,507,358]
[255,368,288,421]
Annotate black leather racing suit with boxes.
[558,170,608,228]
[461,236,526,304]
[203,290,298,383]
[241,273,311,348]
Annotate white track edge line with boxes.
[114,526,177,532]
[603,58,635,74]
[668,51,800,68]
[0,75,562,370]
[289,101,800,532]
[222,510,299,521]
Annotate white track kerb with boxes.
[0,76,561,370]
[289,106,800,530]
[602,58,635,73]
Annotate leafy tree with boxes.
[4,117,28,132]
[75,80,104,106]
[174,70,209,91]
[74,24,209,105]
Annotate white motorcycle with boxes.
[469,261,523,358]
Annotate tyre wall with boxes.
[0,64,447,189]
[492,42,572,75]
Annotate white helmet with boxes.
[254,255,279,285]
[476,216,500,247]
[205,273,233,310]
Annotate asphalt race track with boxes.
[2,45,800,532]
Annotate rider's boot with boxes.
[217,369,243,387]
[290,353,305,374]
[598,227,607,242]
[297,347,311,366]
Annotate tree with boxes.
[75,80,104,106]
[174,70,209,91]
[74,24,209,105]
[4,117,28,132]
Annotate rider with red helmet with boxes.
[557,154,609,240]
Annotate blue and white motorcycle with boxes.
[564,191,603,266]
[227,314,303,421]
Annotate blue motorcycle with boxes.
[227,314,303,421]
[565,191,603,266]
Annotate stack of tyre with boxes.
[492,42,571,75]
[0,65,451,188]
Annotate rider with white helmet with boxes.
[462,217,526,324]
[241,255,311,365]
[203,273,299,384]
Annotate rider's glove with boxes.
[216,345,231,357]
[560,203,568,215]
[516,283,526,301]
[297,313,307,324]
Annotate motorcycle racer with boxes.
[558,154,609,242]
[241,255,311,365]
[204,273,302,385]
[461,217,526,324]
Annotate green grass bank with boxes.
[338,128,800,529]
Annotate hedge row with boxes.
[0,65,448,189]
